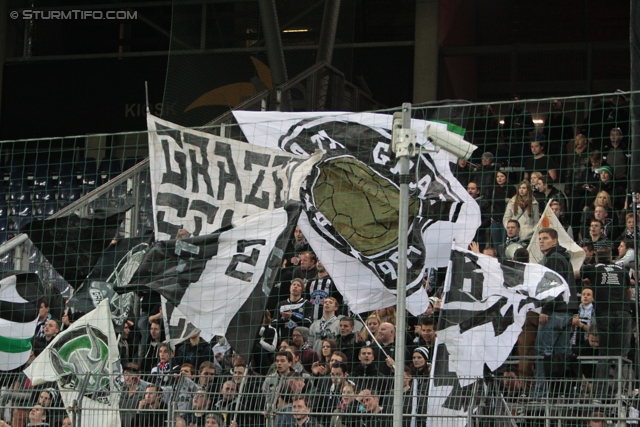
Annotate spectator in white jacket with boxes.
[503,181,540,244]
[309,297,343,353]
[615,239,636,269]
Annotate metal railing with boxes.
[1,357,638,427]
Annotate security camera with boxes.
[425,125,477,161]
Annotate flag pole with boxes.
[391,104,414,427]
[632,192,640,365]
[354,312,390,359]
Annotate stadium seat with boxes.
[0,200,8,221]
[139,182,153,199]
[35,201,57,218]
[99,157,122,177]
[33,189,55,204]
[33,163,55,189]
[7,165,26,191]
[7,217,20,234]
[10,201,33,219]
[58,187,82,207]
[81,158,98,188]
[9,189,32,206]
[123,157,144,172]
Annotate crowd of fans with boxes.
[463,93,639,416]
[0,93,638,427]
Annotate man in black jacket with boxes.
[467,181,491,251]
[173,331,213,369]
[336,317,362,370]
[581,247,632,400]
[530,227,579,399]
[351,346,382,393]
[134,384,167,427]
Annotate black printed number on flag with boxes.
[225,239,266,282]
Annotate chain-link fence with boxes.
[0,91,638,427]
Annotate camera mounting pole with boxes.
[390,103,476,427]
[391,103,416,427]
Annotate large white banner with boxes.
[234,111,480,315]
[146,111,480,318]
[176,209,289,339]
[147,115,308,241]
[233,111,480,270]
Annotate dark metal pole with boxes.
[315,0,341,110]
[633,194,640,379]
[630,0,640,370]
[258,0,289,110]
[316,0,341,64]
[392,104,413,427]
[631,1,640,196]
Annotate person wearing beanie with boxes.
[598,165,626,210]
[599,165,613,177]
[412,347,430,378]
[407,346,430,423]
[291,326,320,373]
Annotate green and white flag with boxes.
[0,272,46,371]
[25,299,122,408]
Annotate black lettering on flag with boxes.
[156,211,182,237]
[243,151,271,209]
[193,217,202,236]
[214,141,243,202]
[221,209,234,228]
[189,200,219,224]
[500,259,526,289]
[161,138,187,189]
[156,192,190,217]
[433,342,456,387]
[272,155,292,167]
[458,296,515,336]
[432,342,480,411]
[444,251,484,303]
[188,148,214,197]
[272,171,284,208]
[441,250,516,336]
[225,239,266,282]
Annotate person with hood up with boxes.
[173,331,213,369]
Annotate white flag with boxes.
[60,391,121,427]
[428,247,570,427]
[233,111,481,315]
[528,200,585,271]
[24,300,121,409]
[147,114,307,241]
